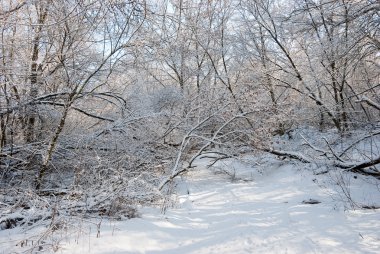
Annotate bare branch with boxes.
[263,148,311,163]
[356,96,380,111]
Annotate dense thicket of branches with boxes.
[0,0,379,227]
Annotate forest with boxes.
[0,0,379,252]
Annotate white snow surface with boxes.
[2,155,380,253]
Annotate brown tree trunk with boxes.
[25,3,48,143]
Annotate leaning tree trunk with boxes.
[36,95,74,190]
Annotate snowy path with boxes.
[60,157,380,254]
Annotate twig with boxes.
[339,131,380,157]
[322,137,345,162]
[300,134,328,157]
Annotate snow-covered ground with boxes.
[1,155,380,253]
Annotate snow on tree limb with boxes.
[334,155,380,171]
[264,147,380,177]
[263,148,311,163]
[356,96,380,111]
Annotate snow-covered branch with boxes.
[356,96,380,111]
[263,148,311,163]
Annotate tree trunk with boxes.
[25,3,48,143]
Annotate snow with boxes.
[1,155,379,253]
[57,156,380,254]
